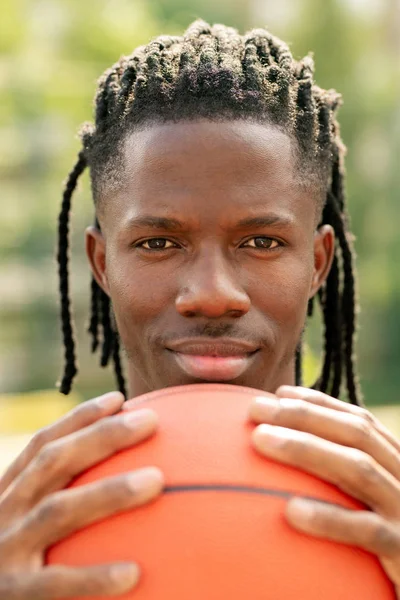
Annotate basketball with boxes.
[46,384,395,599]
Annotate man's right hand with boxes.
[0,391,164,599]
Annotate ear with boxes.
[85,225,110,296]
[309,224,335,298]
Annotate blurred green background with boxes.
[1,0,399,439]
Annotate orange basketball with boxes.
[46,384,395,599]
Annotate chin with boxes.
[166,372,269,392]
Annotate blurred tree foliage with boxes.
[0,0,399,405]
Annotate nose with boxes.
[175,247,251,318]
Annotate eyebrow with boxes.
[123,213,294,233]
[124,216,185,231]
[236,215,294,229]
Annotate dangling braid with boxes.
[113,332,127,398]
[57,150,86,394]
[295,346,303,387]
[57,19,362,404]
[87,277,100,353]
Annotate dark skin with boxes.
[86,120,334,397]
[0,120,399,598]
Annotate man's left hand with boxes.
[249,385,400,596]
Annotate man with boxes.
[1,20,399,598]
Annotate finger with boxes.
[14,467,164,551]
[252,424,400,518]
[249,396,400,481]
[0,392,124,496]
[286,497,400,558]
[276,386,400,453]
[0,563,140,599]
[0,408,158,522]
[276,385,363,413]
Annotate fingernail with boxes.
[276,385,304,398]
[253,424,292,447]
[286,497,316,523]
[254,396,279,409]
[96,391,124,408]
[291,386,307,397]
[110,562,140,586]
[127,466,164,492]
[122,408,158,429]
[293,387,307,398]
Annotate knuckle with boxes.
[58,565,138,596]
[34,443,57,470]
[0,574,20,600]
[357,407,377,427]
[286,399,308,424]
[79,400,104,424]
[103,476,136,503]
[370,519,399,555]
[119,477,138,498]
[59,398,109,434]
[352,416,374,448]
[87,416,133,456]
[27,428,51,457]
[353,452,381,488]
[71,575,103,596]
[93,570,130,596]
[95,416,123,447]
[309,504,329,529]
[280,434,300,459]
[100,414,138,442]
[34,493,66,528]
[34,441,67,474]
[118,418,139,437]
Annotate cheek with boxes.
[106,256,176,328]
[250,253,314,327]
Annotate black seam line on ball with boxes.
[163,484,344,508]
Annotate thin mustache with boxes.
[188,323,235,338]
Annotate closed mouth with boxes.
[165,338,260,357]
[166,340,260,381]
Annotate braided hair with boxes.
[57,20,362,405]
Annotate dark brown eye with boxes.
[243,237,279,249]
[140,238,175,250]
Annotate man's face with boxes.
[86,120,334,397]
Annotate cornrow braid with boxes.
[295,58,317,157]
[57,19,362,404]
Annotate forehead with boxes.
[100,119,316,227]
[124,119,296,187]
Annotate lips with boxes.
[166,338,260,381]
